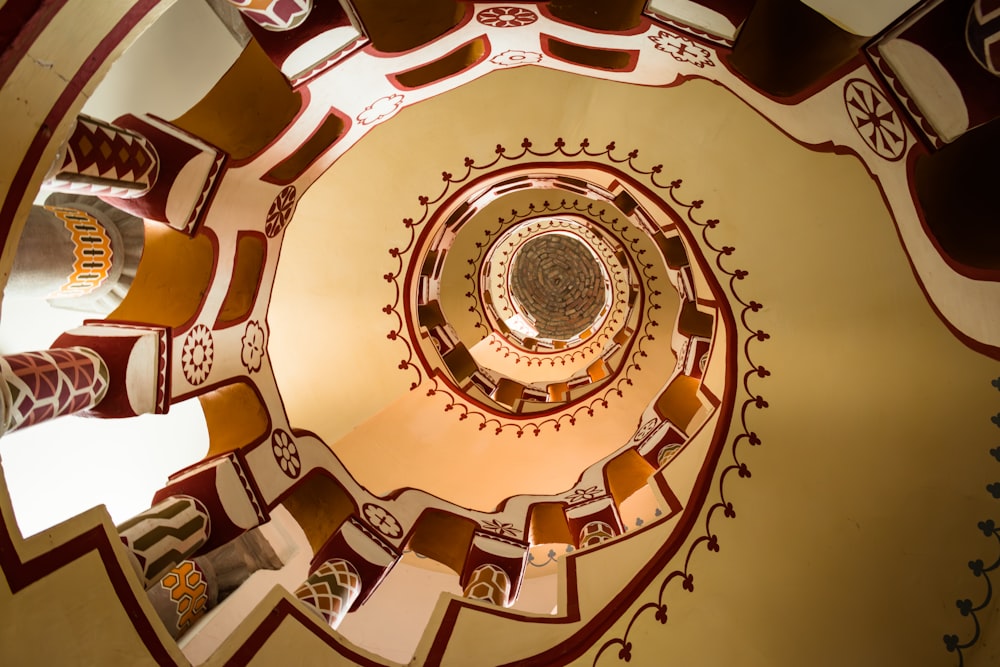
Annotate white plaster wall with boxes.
[82,0,241,123]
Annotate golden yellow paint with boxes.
[406,508,478,575]
[280,474,355,555]
[546,38,634,71]
[172,41,301,161]
[350,0,465,53]
[652,375,703,431]
[604,450,656,508]
[217,235,266,326]
[264,115,345,184]
[198,381,269,459]
[527,502,574,545]
[108,224,213,328]
[394,38,487,89]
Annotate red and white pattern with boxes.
[490,50,542,67]
[967,0,1000,75]
[362,503,402,539]
[97,114,227,236]
[227,0,312,31]
[579,520,616,548]
[150,453,268,553]
[53,323,171,418]
[241,321,267,374]
[476,7,538,28]
[843,79,907,161]
[44,114,158,199]
[463,564,511,606]
[648,31,715,68]
[271,429,301,478]
[0,347,108,434]
[180,325,214,386]
[481,518,518,537]
[632,418,659,443]
[265,185,297,237]
[566,485,602,504]
[357,94,405,126]
[295,558,362,629]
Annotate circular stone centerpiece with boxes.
[509,233,606,340]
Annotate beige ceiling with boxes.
[270,65,913,514]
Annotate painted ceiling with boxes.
[1,1,1000,666]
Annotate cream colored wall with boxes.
[398,73,1000,667]
[82,0,242,122]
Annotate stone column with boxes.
[294,558,362,630]
[459,532,527,608]
[463,564,511,606]
[117,495,211,589]
[150,453,270,554]
[226,0,313,30]
[5,198,143,313]
[0,347,108,436]
[53,323,170,418]
[293,516,399,628]
[565,496,624,549]
[42,113,226,235]
[42,114,158,199]
[146,528,283,639]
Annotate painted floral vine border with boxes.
[944,376,1000,665]
[383,138,683,438]
[461,199,635,368]
[579,151,770,664]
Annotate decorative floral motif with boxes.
[387,140,679,437]
[476,6,538,28]
[843,79,907,161]
[180,325,214,386]
[566,485,601,504]
[271,429,301,478]
[482,518,519,537]
[363,503,402,538]
[944,379,1000,663]
[490,50,542,67]
[357,94,405,126]
[265,185,297,237]
[649,31,715,68]
[241,320,267,373]
[633,418,659,443]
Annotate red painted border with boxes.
[213,229,269,329]
[387,35,492,91]
[0,6,177,664]
[259,105,353,186]
[540,33,641,73]
[360,5,476,60]
[538,5,654,37]
[0,0,159,260]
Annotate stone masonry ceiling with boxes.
[509,232,606,340]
